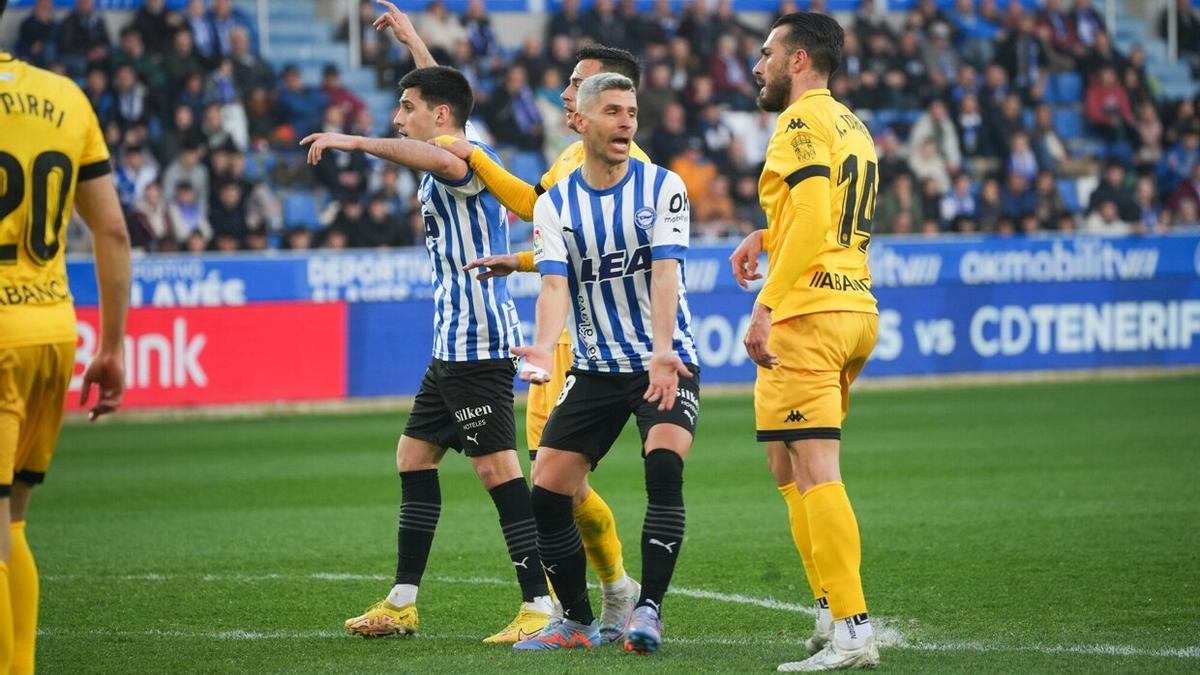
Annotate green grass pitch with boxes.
[33,375,1200,673]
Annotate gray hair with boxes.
[576,73,636,112]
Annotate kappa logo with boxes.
[786,117,808,131]
[648,538,677,554]
[785,410,807,423]
[513,556,529,569]
[635,206,656,230]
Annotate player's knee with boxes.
[644,449,684,503]
[471,451,520,490]
[765,445,793,486]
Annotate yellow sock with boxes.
[9,522,36,675]
[0,560,12,673]
[778,483,824,600]
[573,489,626,584]
[804,482,867,619]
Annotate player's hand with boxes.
[465,253,519,280]
[299,132,360,165]
[730,229,766,289]
[428,135,475,160]
[512,345,554,384]
[644,351,692,412]
[744,303,780,369]
[79,349,126,421]
[373,0,419,45]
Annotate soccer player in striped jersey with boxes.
[509,73,699,655]
[373,1,643,639]
[731,13,880,671]
[301,66,552,644]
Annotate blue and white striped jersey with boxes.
[419,141,522,362]
[532,158,697,374]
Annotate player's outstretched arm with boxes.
[513,274,569,383]
[645,259,692,412]
[301,133,469,182]
[729,228,766,288]
[75,175,131,421]
[431,135,540,221]
[374,0,437,68]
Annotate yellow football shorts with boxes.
[0,342,76,495]
[525,330,575,452]
[755,312,877,442]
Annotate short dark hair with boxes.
[771,12,844,76]
[575,46,641,89]
[399,66,474,128]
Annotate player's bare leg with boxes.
[768,441,832,655]
[777,439,877,672]
[470,449,554,643]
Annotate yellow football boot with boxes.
[482,604,552,644]
[344,600,419,638]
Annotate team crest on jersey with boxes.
[792,133,816,162]
[533,226,544,254]
[634,206,656,230]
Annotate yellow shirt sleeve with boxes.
[467,146,542,222]
[757,118,833,311]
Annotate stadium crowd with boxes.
[9,0,1200,252]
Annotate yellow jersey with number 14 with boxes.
[0,52,111,348]
[757,88,878,323]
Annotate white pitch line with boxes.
[40,572,1200,660]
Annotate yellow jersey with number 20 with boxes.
[0,52,112,348]
[757,88,878,323]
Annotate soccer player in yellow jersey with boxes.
[732,12,880,671]
[0,3,132,669]
[373,1,642,642]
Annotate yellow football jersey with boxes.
[537,139,651,194]
[0,52,111,348]
[757,88,878,322]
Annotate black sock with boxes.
[395,469,441,586]
[638,449,685,614]
[531,485,593,624]
[489,477,550,602]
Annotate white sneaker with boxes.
[777,635,879,671]
[598,576,640,643]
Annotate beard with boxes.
[756,73,792,113]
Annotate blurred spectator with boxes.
[208,0,257,57]
[230,27,274,94]
[1083,31,1125,81]
[693,174,736,231]
[1007,132,1039,182]
[370,164,417,217]
[875,172,924,235]
[84,65,116,129]
[1167,163,1200,220]
[162,141,210,209]
[209,180,250,245]
[277,65,329,139]
[313,109,368,199]
[638,63,678,140]
[207,57,240,106]
[678,1,718,63]
[1088,162,1138,221]
[131,0,177,56]
[244,88,276,145]
[284,227,314,251]
[670,138,718,214]
[183,0,219,67]
[338,0,384,66]
[648,103,690,168]
[16,0,58,68]
[1037,0,1081,63]
[321,65,367,131]
[201,103,238,153]
[164,28,205,90]
[1033,170,1069,225]
[909,99,962,172]
[733,175,766,231]
[975,177,1004,232]
[997,12,1044,93]
[1175,199,1200,230]
[168,181,212,245]
[1070,0,1106,51]
[1084,198,1136,235]
[487,66,544,153]
[419,0,468,61]
[114,145,159,212]
[112,64,151,129]
[939,173,976,226]
[1159,0,1200,73]
[1132,176,1165,232]
[922,23,959,88]
[58,0,111,79]
[321,227,349,250]
[357,195,410,248]
[130,182,171,251]
[909,139,951,194]
[709,34,755,105]
[1162,129,1200,192]
[547,0,585,43]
